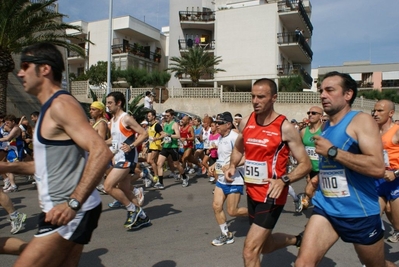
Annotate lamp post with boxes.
[107,0,113,95]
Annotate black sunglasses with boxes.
[20,62,32,71]
[307,111,321,116]
[216,120,228,125]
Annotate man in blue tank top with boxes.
[1,43,113,267]
[295,72,396,267]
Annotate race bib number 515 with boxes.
[244,160,268,184]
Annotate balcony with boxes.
[111,44,161,63]
[179,11,215,30]
[67,49,87,64]
[277,32,313,63]
[382,80,399,89]
[178,39,215,51]
[278,0,313,37]
[177,73,215,86]
[277,64,313,88]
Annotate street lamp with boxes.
[107,0,113,95]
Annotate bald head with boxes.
[376,100,395,112]
[309,106,323,114]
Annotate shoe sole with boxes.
[211,239,234,246]
[129,219,152,230]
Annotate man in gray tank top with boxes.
[1,43,112,267]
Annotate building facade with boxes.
[313,61,399,92]
[168,0,313,90]
[66,16,167,79]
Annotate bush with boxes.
[358,89,399,103]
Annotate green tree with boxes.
[86,61,117,88]
[358,89,399,103]
[0,0,90,114]
[167,46,225,86]
[279,76,303,92]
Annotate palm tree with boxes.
[167,46,225,86]
[0,0,90,114]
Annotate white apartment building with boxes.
[66,16,167,78]
[312,61,399,92]
[168,0,313,90]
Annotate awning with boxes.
[383,71,399,80]
[350,73,362,81]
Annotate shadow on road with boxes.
[79,248,108,267]
[153,260,177,267]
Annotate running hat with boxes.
[91,101,105,112]
[140,120,149,125]
[216,112,233,123]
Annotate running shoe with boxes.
[144,178,152,188]
[174,174,181,182]
[131,216,151,230]
[96,184,107,194]
[4,186,18,193]
[188,168,196,174]
[133,187,145,206]
[124,206,143,229]
[295,231,304,248]
[301,194,310,209]
[211,232,234,246]
[152,175,159,184]
[153,182,165,190]
[10,212,27,234]
[182,178,189,187]
[209,176,215,183]
[388,231,399,243]
[2,178,11,190]
[108,200,123,208]
[294,194,304,213]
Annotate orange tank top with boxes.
[243,112,290,204]
[382,124,399,169]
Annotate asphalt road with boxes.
[2,174,399,267]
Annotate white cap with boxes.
[140,120,148,125]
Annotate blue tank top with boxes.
[313,111,380,218]
[194,125,203,149]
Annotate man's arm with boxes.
[45,94,113,225]
[0,161,35,175]
[225,117,248,179]
[172,122,181,139]
[96,121,108,140]
[0,127,21,142]
[313,113,384,178]
[266,120,311,198]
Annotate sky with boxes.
[57,0,399,68]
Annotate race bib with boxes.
[319,169,350,198]
[110,140,119,154]
[383,149,390,168]
[215,160,224,175]
[244,160,268,184]
[305,146,319,161]
[163,136,172,143]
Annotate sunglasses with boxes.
[307,111,321,116]
[20,62,32,71]
[216,120,228,125]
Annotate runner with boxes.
[225,78,311,267]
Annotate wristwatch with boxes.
[394,169,399,179]
[129,143,135,149]
[68,198,81,211]
[327,146,338,159]
[281,175,290,186]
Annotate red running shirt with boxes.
[243,113,290,204]
[180,125,194,149]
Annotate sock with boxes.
[10,211,18,219]
[288,186,298,201]
[159,176,164,184]
[182,173,187,179]
[139,209,146,219]
[219,223,228,235]
[126,202,136,212]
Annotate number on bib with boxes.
[244,160,268,184]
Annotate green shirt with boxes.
[302,126,322,171]
[163,121,178,148]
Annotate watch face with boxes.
[69,199,80,210]
[328,147,337,158]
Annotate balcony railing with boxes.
[111,44,161,63]
[178,39,215,50]
[278,0,313,34]
[277,64,313,87]
[67,50,87,58]
[179,11,215,22]
[177,73,214,80]
[277,32,313,60]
